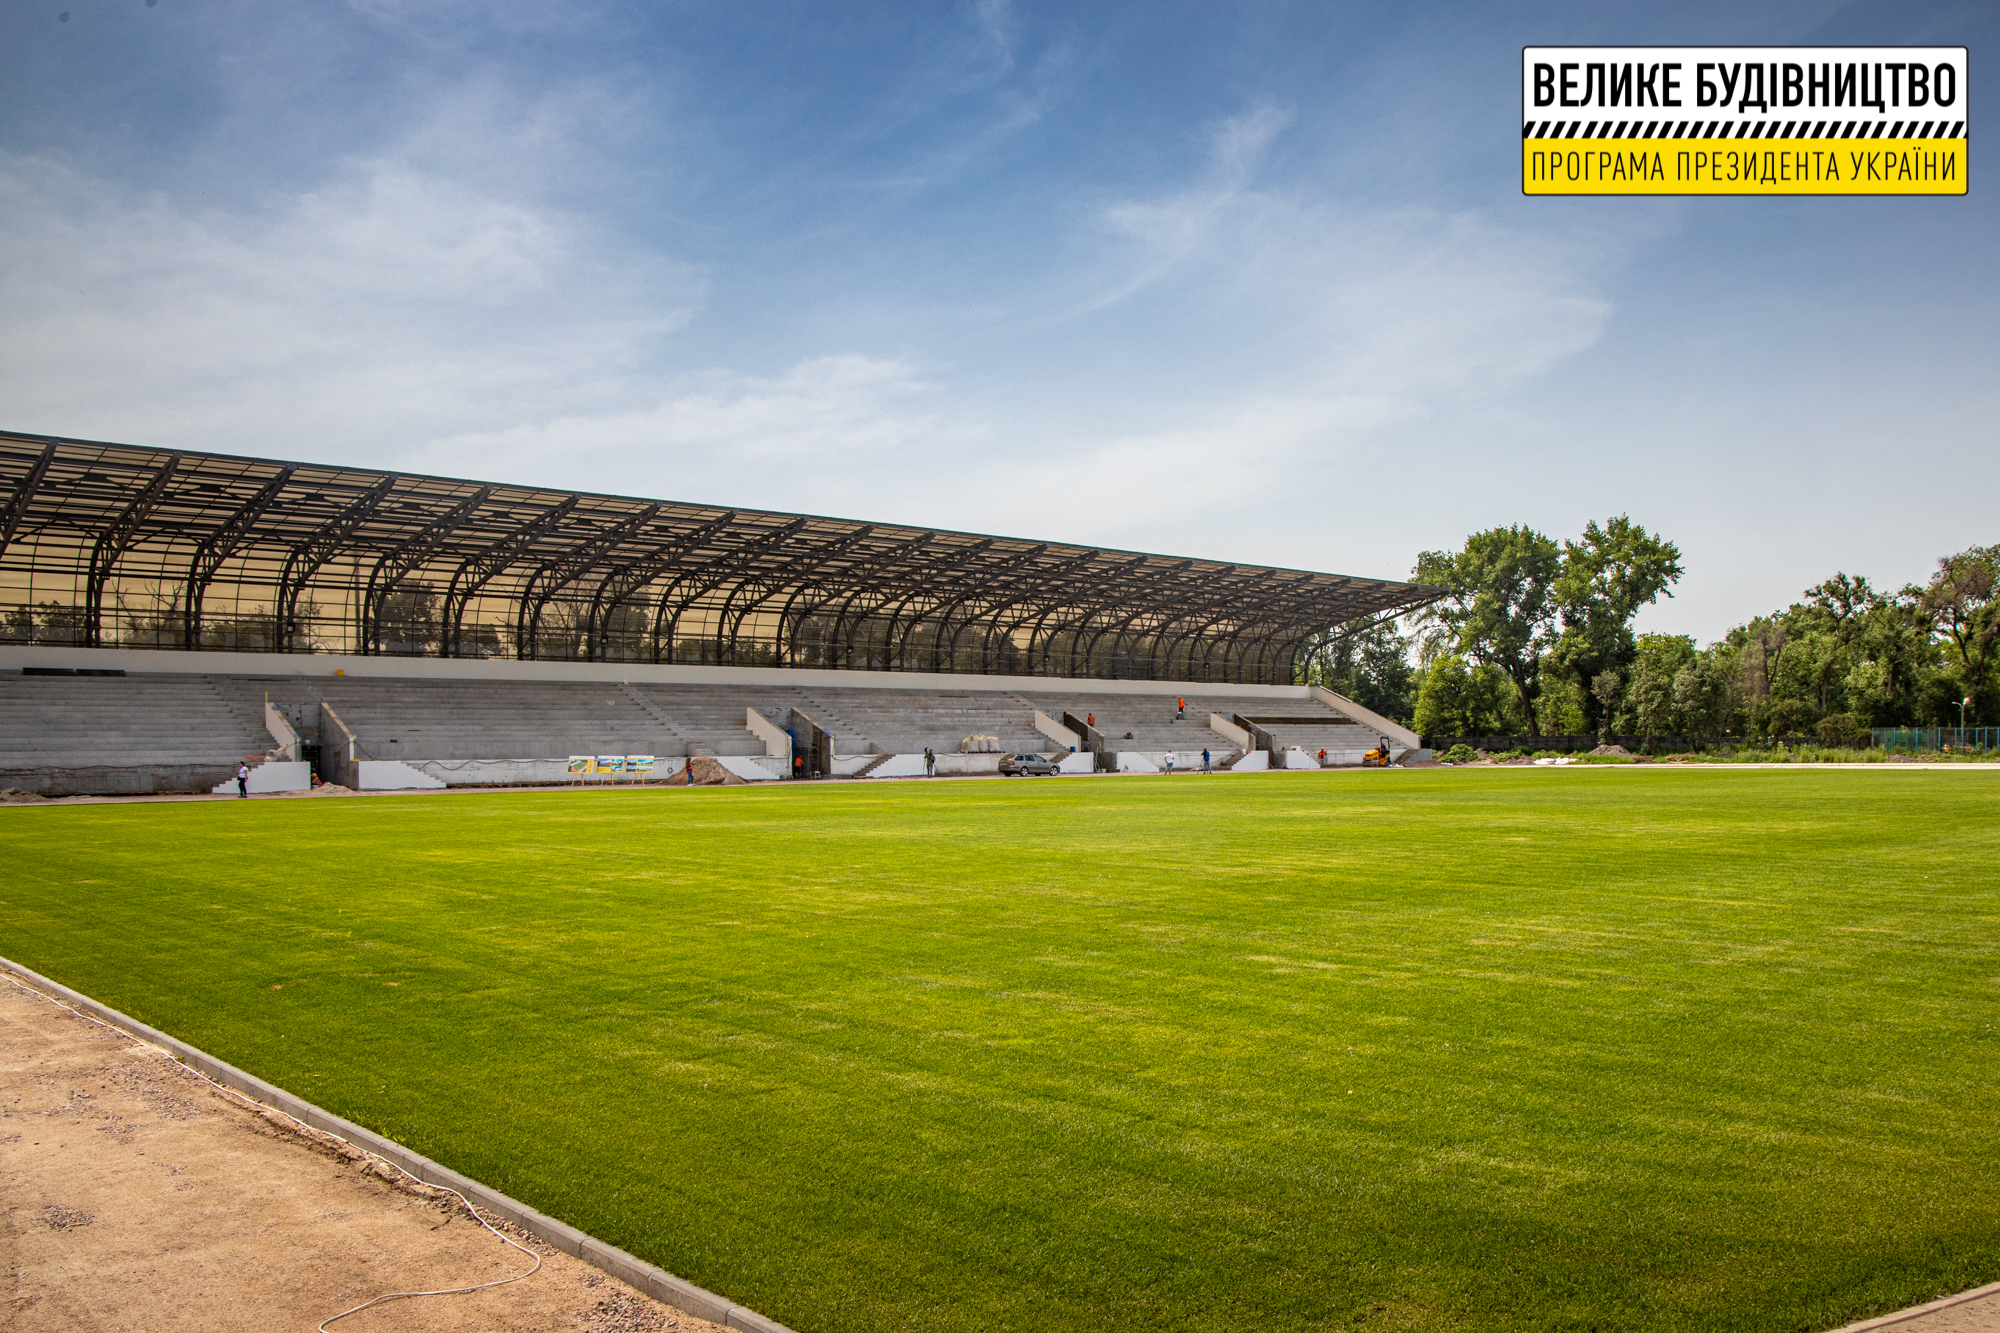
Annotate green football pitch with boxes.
[4,769,1998,1332]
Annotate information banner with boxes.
[1522,47,1967,195]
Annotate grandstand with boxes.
[0,431,1436,794]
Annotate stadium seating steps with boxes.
[0,670,1377,781]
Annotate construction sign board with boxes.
[1523,47,1967,195]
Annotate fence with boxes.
[1873,727,2000,754]
[1428,729,1998,755]
[1423,734,1712,753]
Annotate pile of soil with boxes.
[684,757,746,786]
[1,786,45,803]
[1589,744,1635,757]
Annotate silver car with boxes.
[998,753,1062,776]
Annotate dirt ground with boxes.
[0,974,726,1333]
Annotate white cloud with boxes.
[986,116,1622,553]
[0,86,1624,580]
[407,354,985,513]
[0,145,696,461]
[1087,102,1295,311]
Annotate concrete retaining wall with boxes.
[0,764,235,796]
[861,752,1018,778]
[406,758,693,786]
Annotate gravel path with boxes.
[1,974,724,1333]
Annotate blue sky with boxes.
[1,0,1992,640]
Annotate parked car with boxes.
[998,753,1062,776]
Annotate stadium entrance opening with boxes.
[789,708,833,778]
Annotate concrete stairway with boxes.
[3,666,1373,791]
[213,675,692,761]
[0,674,270,768]
[797,686,1046,754]
[1039,691,1252,756]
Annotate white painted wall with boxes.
[355,760,447,790]
[210,761,311,794]
[744,708,792,760]
[1208,713,1252,751]
[1034,710,1083,751]
[863,753,928,778]
[263,703,300,759]
[405,757,692,785]
[717,756,782,782]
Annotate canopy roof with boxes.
[0,431,1437,683]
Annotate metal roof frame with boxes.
[0,430,1440,684]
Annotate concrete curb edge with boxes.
[0,955,798,1333]
[1823,1279,2000,1332]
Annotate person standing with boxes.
[1165,749,1175,775]
[235,761,249,798]
[1317,747,1327,767]
[1176,696,1185,719]
[924,747,936,777]
[1201,748,1211,771]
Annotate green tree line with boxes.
[1303,524,1998,743]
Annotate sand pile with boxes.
[685,757,746,786]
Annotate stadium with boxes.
[5,430,1998,1333]
[0,429,1434,795]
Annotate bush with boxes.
[1767,698,1817,737]
[1815,713,1867,747]
[1442,743,1478,764]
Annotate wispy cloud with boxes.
[992,105,1620,553]
[1086,101,1295,310]
[406,354,986,514]
[0,129,696,461]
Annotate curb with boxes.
[1823,1280,2000,1332]
[0,956,797,1333]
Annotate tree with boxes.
[1412,526,1562,736]
[1672,656,1731,742]
[1767,698,1816,736]
[1627,634,1696,743]
[1551,517,1684,736]
[1301,619,1418,723]
[1590,669,1624,744]
[1412,655,1516,741]
[1919,545,2000,722]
